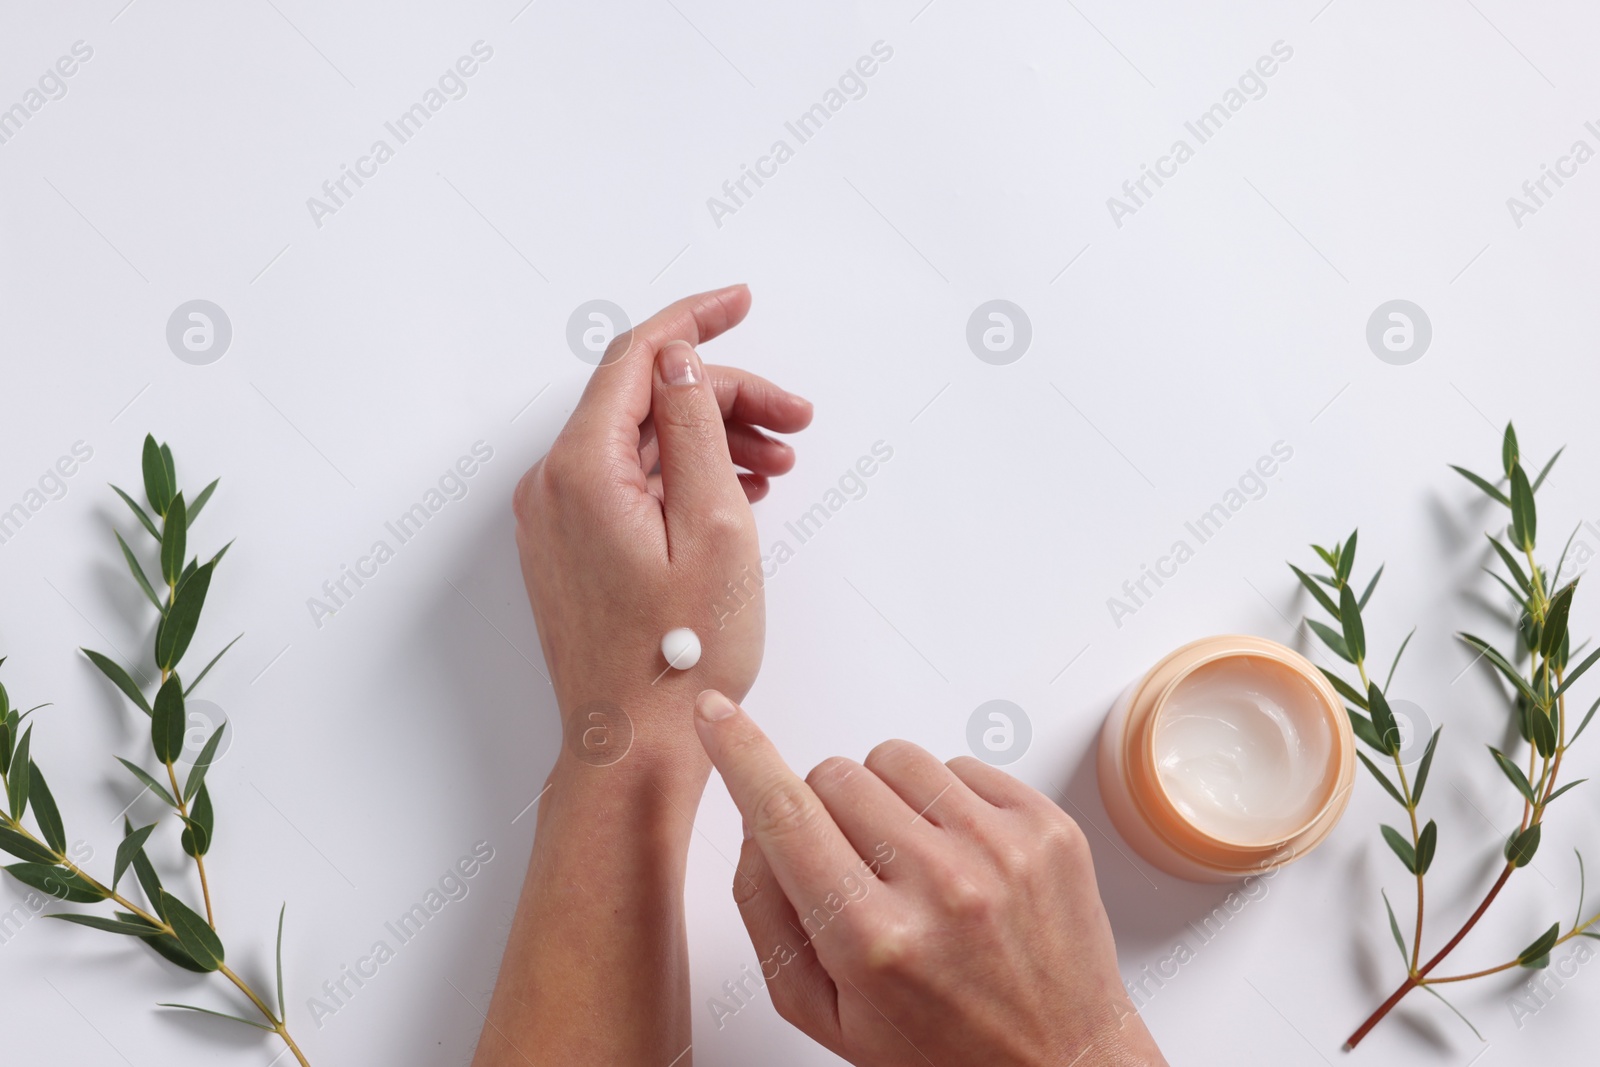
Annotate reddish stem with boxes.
[1345,863,1516,1050]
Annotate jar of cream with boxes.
[1098,635,1354,883]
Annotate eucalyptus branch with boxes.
[0,435,308,1066]
[1293,423,1600,1051]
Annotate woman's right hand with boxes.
[693,688,1169,1067]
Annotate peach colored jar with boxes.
[1097,635,1355,883]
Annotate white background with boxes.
[2,1,1599,1064]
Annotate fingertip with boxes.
[696,688,739,724]
[787,393,815,430]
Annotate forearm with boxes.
[473,747,709,1067]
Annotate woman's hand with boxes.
[513,284,812,775]
[476,287,811,1067]
[693,689,1169,1067]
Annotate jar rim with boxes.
[1121,635,1355,869]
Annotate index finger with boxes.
[693,689,871,916]
[564,285,752,455]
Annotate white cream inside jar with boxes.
[1153,655,1334,844]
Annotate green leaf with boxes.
[1385,627,1416,693]
[1412,728,1442,806]
[1348,709,1387,752]
[1485,570,1530,622]
[157,1002,274,1031]
[1556,647,1600,697]
[114,531,163,611]
[187,479,219,529]
[182,783,213,857]
[0,825,59,863]
[1543,579,1579,659]
[1553,523,1581,589]
[1339,584,1366,664]
[1358,565,1385,612]
[1451,465,1509,506]
[160,493,187,588]
[1510,465,1537,551]
[275,908,288,1023]
[145,933,211,973]
[1381,889,1408,967]
[1290,564,1340,618]
[176,557,198,596]
[1308,619,1353,663]
[114,822,157,891]
[1458,633,1538,703]
[1489,747,1537,805]
[1577,850,1588,931]
[1486,536,1532,596]
[0,709,12,778]
[1506,824,1542,867]
[1312,543,1337,570]
[1530,705,1558,758]
[161,890,224,970]
[7,726,30,820]
[111,484,162,540]
[160,442,176,493]
[1547,779,1587,805]
[1324,669,1369,709]
[1368,684,1400,756]
[1503,423,1520,477]
[1533,446,1564,492]
[151,675,186,764]
[4,863,106,903]
[184,724,226,803]
[184,635,241,698]
[28,761,65,853]
[1382,824,1417,873]
[156,562,214,671]
[1416,819,1438,875]
[1571,695,1600,744]
[130,830,164,916]
[1518,922,1561,968]
[208,539,233,570]
[1358,751,1408,807]
[46,913,162,937]
[1338,530,1359,583]
[82,650,151,716]
[116,757,177,808]
[142,435,172,517]
[1419,984,1483,1042]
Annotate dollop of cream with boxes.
[1154,655,1333,844]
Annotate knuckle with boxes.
[537,446,578,496]
[699,504,750,542]
[511,462,546,521]
[805,756,856,792]
[751,779,818,841]
[1038,811,1090,862]
[937,874,993,923]
[990,839,1035,881]
[863,738,920,775]
[859,918,921,977]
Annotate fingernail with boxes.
[741,817,753,841]
[658,340,700,387]
[696,689,737,722]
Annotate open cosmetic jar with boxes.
[1098,635,1355,883]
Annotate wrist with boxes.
[554,677,726,798]
[539,749,709,867]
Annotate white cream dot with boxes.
[661,627,701,670]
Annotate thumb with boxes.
[653,340,749,546]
